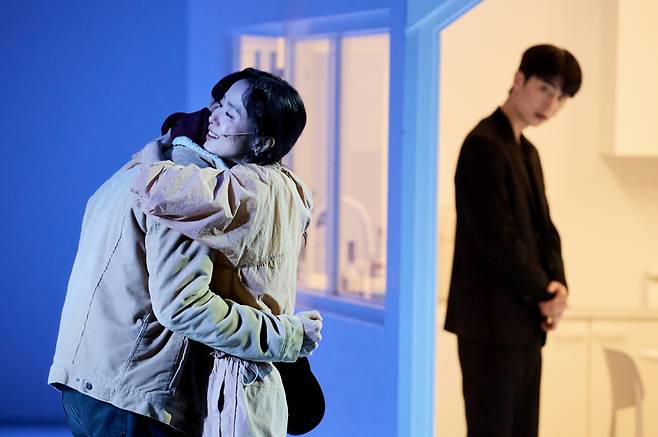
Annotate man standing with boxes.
[444,44,582,437]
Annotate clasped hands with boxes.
[539,281,568,332]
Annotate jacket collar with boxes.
[170,136,228,170]
[492,107,516,143]
[491,107,532,148]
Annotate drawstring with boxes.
[241,362,261,386]
[211,351,262,386]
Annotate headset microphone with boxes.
[220,132,255,138]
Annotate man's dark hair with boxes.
[211,68,307,165]
[519,44,582,97]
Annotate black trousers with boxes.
[457,337,542,437]
[61,386,185,437]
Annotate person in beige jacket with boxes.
[131,68,320,437]
[49,68,322,437]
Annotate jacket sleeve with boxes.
[546,217,567,286]
[532,153,568,288]
[133,162,262,258]
[455,135,552,303]
[145,216,303,362]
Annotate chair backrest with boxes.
[603,347,645,409]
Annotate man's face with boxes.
[511,73,569,127]
[204,79,255,160]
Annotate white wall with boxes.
[437,0,658,310]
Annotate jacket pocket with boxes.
[118,313,152,382]
[167,337,189,393]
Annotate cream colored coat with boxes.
[134,156,312,316]
[132,139,313,436]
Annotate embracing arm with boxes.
[145,216,304,362]
[134,162,262,257]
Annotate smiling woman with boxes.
[129,67,324,437]
[203,79,257,159]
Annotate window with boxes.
[336,33,389,300]
[238,22,389,305]
[238,35,285,77]
[291,38,332,292]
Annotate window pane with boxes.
[238,35,285,77]
[338,33,389,300]
[291,38,332,292]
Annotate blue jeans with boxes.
[61,386,185,437]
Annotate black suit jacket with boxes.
[444,108,567,345]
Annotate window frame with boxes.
[233,10,390,322]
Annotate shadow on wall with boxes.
[602,157,658,198]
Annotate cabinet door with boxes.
[540,320,589,437]
[600,0,658,156]
[591,321,658,437]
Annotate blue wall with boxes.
[0,1,440,434]
[0,0,188,423]
[187,0,287,107]
[301,312,391,436]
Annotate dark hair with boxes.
[210,68,307,165]
[519,44,582,97]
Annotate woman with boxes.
[132,68,321,437]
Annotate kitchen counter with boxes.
[563,306,658,321]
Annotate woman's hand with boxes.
[297,310,323,357]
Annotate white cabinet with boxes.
[601,0,658,156]
[539,311,658,437]
[539,321,589,437]
[436,305,658,437]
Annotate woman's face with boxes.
[204,79,255,160]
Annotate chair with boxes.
[602,347,644,437]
